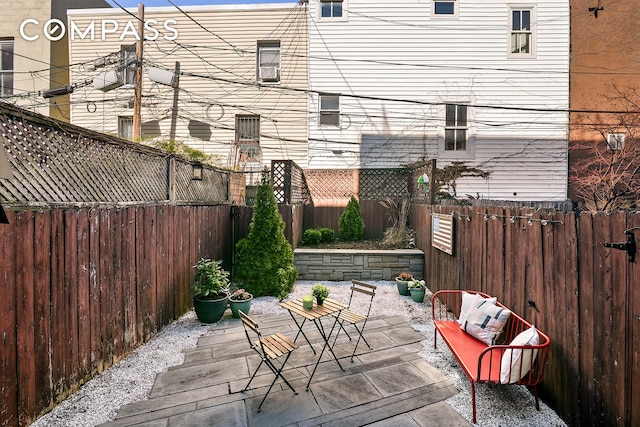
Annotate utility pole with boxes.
[169,61,180,142]
[133,3,144,142]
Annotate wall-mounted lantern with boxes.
[192,162,203,181]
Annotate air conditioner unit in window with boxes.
[93,70,123,92]
[260,66,280,82]
[607,133,625,150]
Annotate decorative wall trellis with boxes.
[276,163,428,206]
[0,102,231,207]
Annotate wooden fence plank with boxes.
[88,210,102,374]
[76,210,90,377]
[577,211,596,426]
[112,209,124,362]
[122,207,137,353]
[0,211,18,426]
[15,211,36,425]
[99,209,114,371]
[50,210,66,398]
[628,213,640,427]
[33,212,52,412]
[63,210,79,390]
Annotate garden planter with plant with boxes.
[193,258,230,323]
[311,283,329,305]
[408,279,426,303]
[229,288,253,318]
[395,272,413,296]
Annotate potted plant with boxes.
[311,283,329,305]
[193,258,230,323]
[229,288,253,318]
[408,279,426,303]
[395,272,413,296]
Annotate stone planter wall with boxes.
[294,249,424,281]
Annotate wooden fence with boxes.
[412,204,640,427]
[0,205,232,426]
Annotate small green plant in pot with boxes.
[228,288,253,318]
[408,279,426,303]
[192,258,230,323]
[395,272,413,296]
[311,283,329,305]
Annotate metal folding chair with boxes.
[333,280,377,361]
[239,311,299,411]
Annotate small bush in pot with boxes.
[408,279,426,303]
[192,258,230,323]
[229,288,253,318]
[395,272,413,296]
[311,283,329,305]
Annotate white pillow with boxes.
[458,292,497,326]
[461,300,511,345]
[500,325,540,384]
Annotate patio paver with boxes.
[98,314,470,427]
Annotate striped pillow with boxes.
[461,300,511,345]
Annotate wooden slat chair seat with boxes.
[333,280,377,361]
[240,312,299,411]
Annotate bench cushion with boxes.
[458,291,497,326]
[434,320,503,382]
[461,300,511,345]
[500,325,540,384]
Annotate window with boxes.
[257,41,280,83]
[121,44,136,86]
[320,0,343,18]
[0,39,14,97]
[510,8,533,55]
[118,116,133,139]
[319,94,340,126]
[444,104,467,151]
[235,115,261,162]
[433,0,456,15]
[607,133,625,150]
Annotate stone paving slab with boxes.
[100,314,470,427]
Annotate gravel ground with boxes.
[32,281,567,427]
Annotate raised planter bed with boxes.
[294,248,424,281]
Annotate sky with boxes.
[106,0,293,7]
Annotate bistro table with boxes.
[279,297,347,390]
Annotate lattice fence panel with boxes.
[359,169,410,200]
[304,169,356,201]
[0,103,229,205]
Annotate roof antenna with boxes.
[589,0,603,18]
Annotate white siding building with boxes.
[307,0,569,201]
[67,3,308,173]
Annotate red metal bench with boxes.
[431,290,551,424]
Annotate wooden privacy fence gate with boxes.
[413,204,640,427]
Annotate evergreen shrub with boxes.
[319,227,335,243]
[302,229,322,245]
[234,170,297,299]
[339,195,365,241]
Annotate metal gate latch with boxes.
[603,229,637,263]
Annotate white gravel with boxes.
[32,281,567,427]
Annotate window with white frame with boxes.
[607,133,625,150]
[120,44,136,86]
[444,104,467,151]
[118,116,133,140]
[320,0,344,19]
[319,94,340,126]
[235,115,261,162]
[510,8,534,55]
[0,39,14,97]
[257,41,280,83]
[433,0,456,16]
